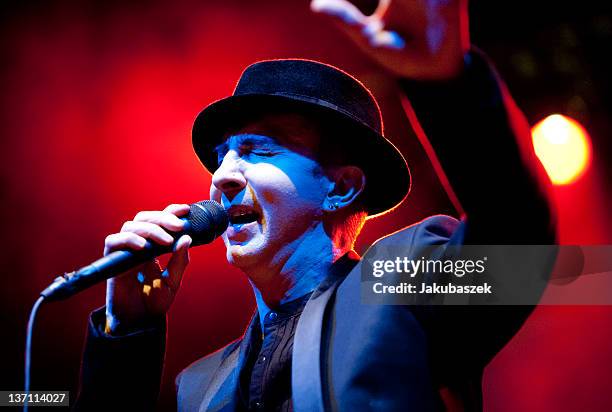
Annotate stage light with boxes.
[531,114,591,185]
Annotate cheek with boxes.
[254,172,327,233]
[261,188,275,205]
[251,162,326,206]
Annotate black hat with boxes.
[192,59,410,218]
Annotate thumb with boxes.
[163,234,192,292]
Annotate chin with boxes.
[225,243,263,269]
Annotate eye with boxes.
[240,143,276,157]
[252,148,275,157]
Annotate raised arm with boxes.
[312,0,556,245]
[313,1,557,387]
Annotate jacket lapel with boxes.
[199,314,259,412]
[200,252,360,412]
[292,252,360,412]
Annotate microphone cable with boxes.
[24,296,45,412]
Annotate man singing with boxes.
[75,0,555,410]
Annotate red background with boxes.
[1,1,611,410]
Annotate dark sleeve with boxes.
[73,307,166,411]
[399,48,556,245]
[397,50,557,384]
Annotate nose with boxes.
[211,151,247,202]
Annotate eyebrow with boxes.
[215,134,278,152]
[213,134,282,160]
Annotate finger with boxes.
[162,234,192,291]
[136,259,173,302]
[104,232,147,255]
[369,29,406,49]
[331,7,404,51]
[136,259,171,300]
[163,203,191,216]
[311,0,369,27]
[121,221,175,245]
[133,210,186,232]
[372,0,390,19]
[311,0,387,52]
[137,258,163,285]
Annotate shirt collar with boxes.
[244,250,360,340]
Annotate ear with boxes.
[324,166,366,212]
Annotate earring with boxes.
[329,201,339,210]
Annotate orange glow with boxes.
[531,114,591,185]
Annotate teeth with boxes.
[228,206,259,224]
[230,212,254,218]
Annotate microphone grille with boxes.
[187,200,229,246]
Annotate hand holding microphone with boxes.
[104,203,192,336]
[40,200,228,335]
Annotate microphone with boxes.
[40,200,229,301]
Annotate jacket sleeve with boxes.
[399,48,556,246]
[397,50,557,380]
[73,307,166,411]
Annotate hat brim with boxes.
[192,94,411,218]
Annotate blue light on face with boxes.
[215,134,285,167]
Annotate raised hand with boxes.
[311,0,470,80]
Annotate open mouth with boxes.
[227,205,260,225]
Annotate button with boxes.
[260,355,266,362]
[254,401,263,409]
[268,311,278,321]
